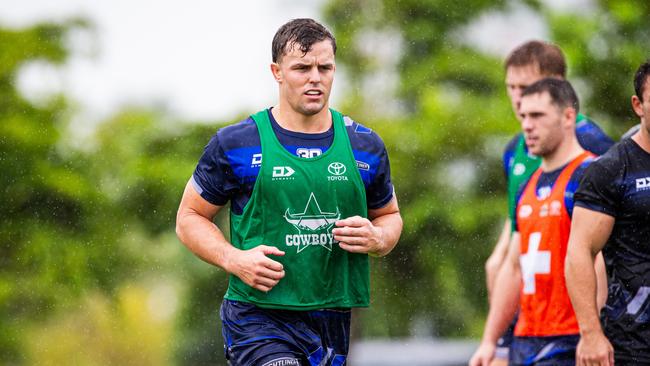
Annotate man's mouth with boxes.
[525,136,538,146]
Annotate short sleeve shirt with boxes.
[192,109,394,215]
[574,137,650,363]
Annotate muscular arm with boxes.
[176,180,231,267]
[333,195,402,257]
[565,206,615,366]
[485,219,512,301]
[470,233,522,366]
[595,251,608,311]
[175,180,285,292]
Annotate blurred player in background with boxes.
[484,40,614,364]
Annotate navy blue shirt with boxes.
[192,109,394,215]
[574,137,650,363]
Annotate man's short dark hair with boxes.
[505,40,566,78]
[522,78,579,113]
[634,59,650,102]
[272,18,336,63]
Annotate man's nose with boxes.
[308,67,321,83]
[521,116,533,131]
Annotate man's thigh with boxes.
[220,300,350,366]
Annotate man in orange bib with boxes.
[470,78,606,366]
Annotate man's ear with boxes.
[632,95,644,119]
[270,63,282,83]
[563,107,577,128]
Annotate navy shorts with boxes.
[220,299,351,366]
[509,334,579,366]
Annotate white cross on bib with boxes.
[519,232,551,294]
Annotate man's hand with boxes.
[225,245,285,292]
[333,216,385,256]
[576,330,614,366]
[468,341,496,366]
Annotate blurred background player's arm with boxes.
[565,206,615,366]
[470,232,522,366]
[484,219,512,302]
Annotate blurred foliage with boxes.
[1,0,649,364]
[0,21,228,364]
[26,286,175,365]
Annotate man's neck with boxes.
[271,103,332,134]
[541,135,584,172]
[632,120,650,153]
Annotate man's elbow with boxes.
[485,255,502,278]
[175,209,188,243]
[564,242,583,281]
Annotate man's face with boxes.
[632,77,650,133]
[519,91,569,157]
[271,40,335,116]
[505,65,545,119]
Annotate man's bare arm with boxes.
[595,251,608,311]
[565,206,615,366]
[469,232,522,366]
[175,179,285,292]
[485,219,512,301]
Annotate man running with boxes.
[566,59,650,366]
[176,18,402,366]
[471,78,606,366]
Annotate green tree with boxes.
[0,20,125,360]
[0,21,207,363]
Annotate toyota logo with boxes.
[328,162,346,176]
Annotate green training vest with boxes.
[224,109,370,310]
[506,113,589,231]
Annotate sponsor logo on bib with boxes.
[327,162,348,181]
[519,204,533,218]
[513,163,526,176]
[550,200,562,216]
[272,166,295,180]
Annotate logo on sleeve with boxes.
[251,153,262,167]
[636,177,650,191]
[356,160,370,171]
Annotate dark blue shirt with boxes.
[192,109,394,215]
[574,138,650,363]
